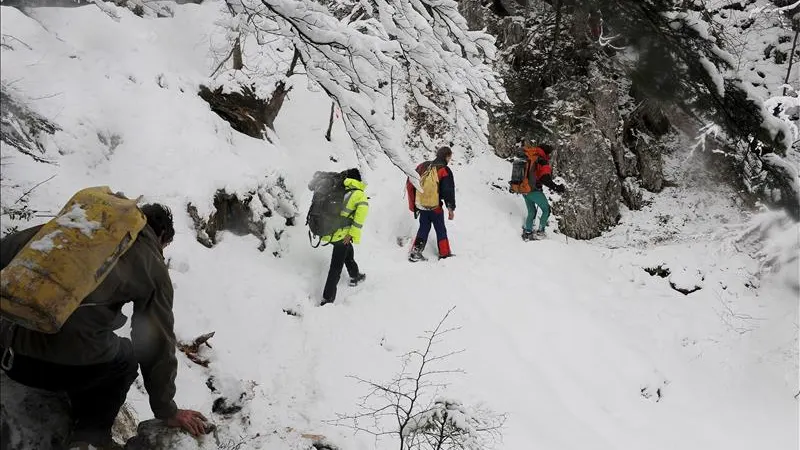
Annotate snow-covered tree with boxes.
[221,0,509,178]
[403,398,504,450]
[574,0,799,216]
[334,308,506,450]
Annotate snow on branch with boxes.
[236,0,509,178]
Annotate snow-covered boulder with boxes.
[0,371,71,450]
[125,420,211,450]
[668,267,704,295]
[186,174,298,254]
[1,370,140,449]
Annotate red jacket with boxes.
[406,160,456,213]
[525,146,557,191]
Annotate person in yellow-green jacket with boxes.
[321,168,369,305]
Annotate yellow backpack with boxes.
[0,186,146,334]
[416,165,441,210]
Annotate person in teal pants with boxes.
[523,191,551,237]
[521,144,565,241]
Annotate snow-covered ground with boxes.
[1,3,798,450]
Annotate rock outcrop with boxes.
[187,175,298,255]
[1,372,139,449]
[1,370,225,450]
[555,128,621,238]
[1,371,71,450]
[459,0,673,238]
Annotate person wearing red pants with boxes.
[406,146,456,262]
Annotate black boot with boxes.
[409,239,427,262]
[349,273,366,287]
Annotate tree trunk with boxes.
[390,66,396,120]
[232,37,243,71]
[547,0,562,68]
[783,30,798,96]
[325,102,335,141]
[263,48,301,130]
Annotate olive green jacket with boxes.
[0,224,178,419]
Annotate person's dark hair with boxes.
[436,146,453,162]
[141,203,174,244]
[344,168,362,181]
[539,144,555,155]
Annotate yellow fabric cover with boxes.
[0,186,146,334]
[416,166,440,209]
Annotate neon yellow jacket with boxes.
[322,178,369,244]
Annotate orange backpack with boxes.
[509,147,540,194]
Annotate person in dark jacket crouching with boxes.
[0,204,208,450]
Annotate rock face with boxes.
[589,77,639,180]
[459,0,672,237]
[555,129,621,239]
[1,371,71,450]
[634,137,664,192]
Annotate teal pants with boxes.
[523,190,550,232]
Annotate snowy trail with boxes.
[0,4,796,450]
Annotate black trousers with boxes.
[2,338,139,444]
[322,241,360,302]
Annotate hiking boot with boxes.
[522,230,534,241]
[438,253,454,260]
[534,230,547,240]
[408,252,427,262]
[349,273,366,287]
[320,298,334,306]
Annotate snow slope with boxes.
[1,3,798,450]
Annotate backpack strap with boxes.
[308,230,325,248]
[0,323,17,371]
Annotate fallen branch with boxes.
[177,331,215,367]
[14,174,56,205]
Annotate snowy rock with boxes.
[205,375,256,418]
[668,268,704,295]
[0,371,71,450]
[124,419,210,450]
[113,404,139,445]
[187,177,298,254]
[634,137,664,193]
[590,77,638,178]
[621,177,644,210]
[492,16,529,49]
[1,371,140,449]
[457,0,485,30]
[486,117,518,158]
[555,128,621,239]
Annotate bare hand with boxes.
[342,235,353,245]
[448,210,455,221]
[166,409,209,437]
